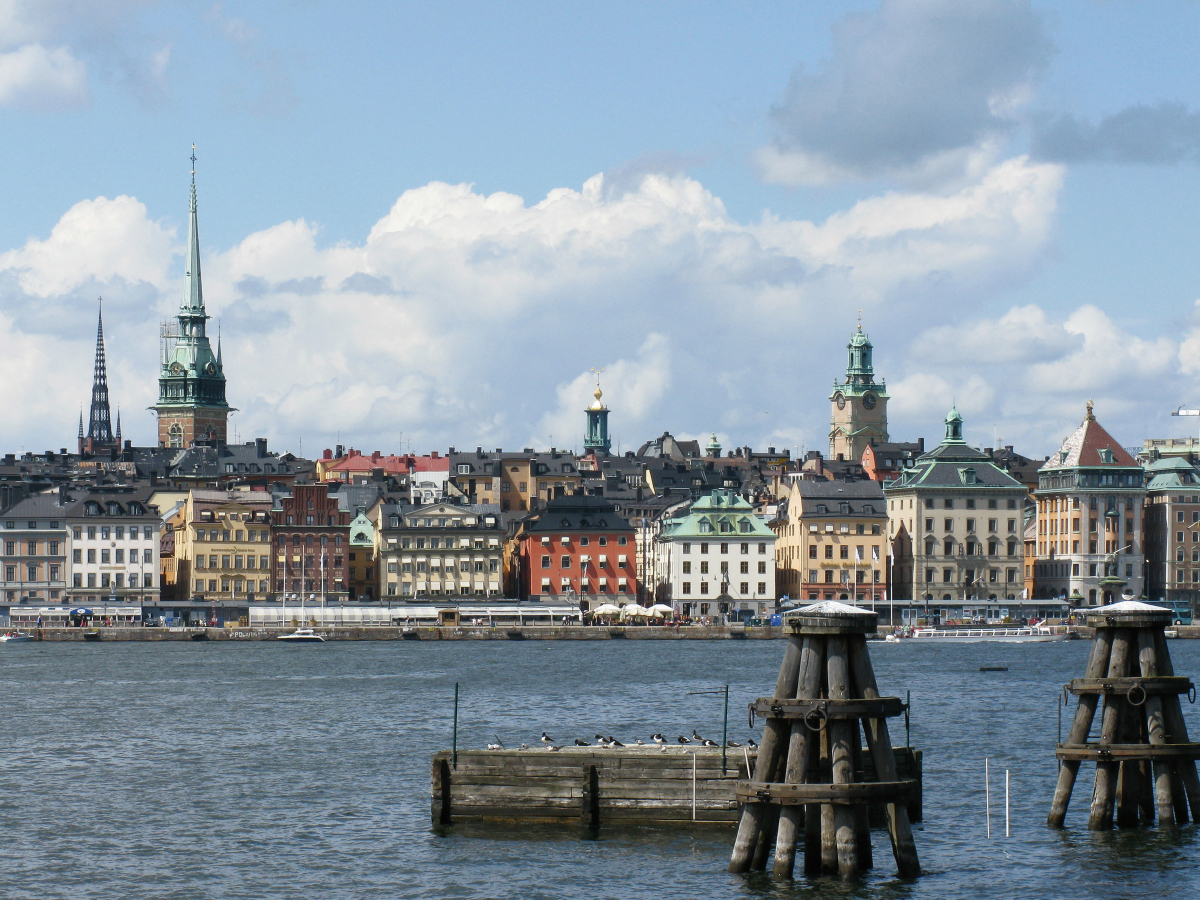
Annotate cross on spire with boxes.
[190,143,197,187]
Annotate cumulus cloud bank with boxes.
[0,159,1074,455]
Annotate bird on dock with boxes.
[486,741,503,751]
[651,733,666,746]
[746,738,758,748]
[595,733,611,746]
[547,745,561,751]
[691,729,706,742]
[634,739,644,746]
[677,735,691,744]
[607,736,624,747]
[701,739,718,747]
[727,740,742,748]
[541,732,555,745]
[519,743,530,751]
[574,738,590,746]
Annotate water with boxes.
[3,638,1200,899]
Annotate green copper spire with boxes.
[943,406,965,444]
[184,144,204,314]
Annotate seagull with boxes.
[677,735,691,744]
[607,736,624,747]
[727,740,742,748]
[574,738,591,746]
[548,744,561,752]
[651,733,666,746]
[486,741,503,751]
[691,729,706,742]
[634,739,644,746]
[519,743,530,751]
[541,732,555,745]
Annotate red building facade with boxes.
[516,494,638,607]
[270,484,351,601]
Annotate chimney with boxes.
[323,449,333,459]
[256,438,268,458]
[430,451,439,459]
[58,484,70,504]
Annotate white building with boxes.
[655,489,777,620]
[66,488,162,605]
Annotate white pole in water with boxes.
[1006,769,1010,837]
[985,757,991,839]
[692,751,697,820]
[743,746,751,778]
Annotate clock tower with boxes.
[155,149,231,448]
[828,321,888,461]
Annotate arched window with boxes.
[168,423,183,448]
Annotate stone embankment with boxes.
[22,624,788,642]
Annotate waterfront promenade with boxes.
[20,624,786,641]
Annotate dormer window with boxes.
[1099,448,1114,464]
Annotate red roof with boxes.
[1043,412,1137,469]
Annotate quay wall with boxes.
[18,624,790,642]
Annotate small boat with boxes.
[0,631,34,643]
[277,628,325,643]
[908,624,1072,643]
[83,630,102,641]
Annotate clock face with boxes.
[863,392,877,410]
[204,361,217,376]
[169,361,184,375]
[835,392,846,410]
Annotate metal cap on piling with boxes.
[784,600,879,635]
[1084,600,1174,630]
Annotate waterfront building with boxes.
[65,487,161,605]
[270,484,351,601]
[167,489,272,601]
[829,322,888,461]
[1141,454,1200,609]
[1031,403,1145,606]
[0,491,71,606]
[377,502,502,598]
[448,448,582,510]
[885,408,1028,616]
[155,156,230,448]
[347,508,377,601]
[79,302,120,457]
[514,493,637,605]
[772,480,887,605]
[654,489,776,618]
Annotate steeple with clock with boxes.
[154,147,231,449]
[828,318,888,461]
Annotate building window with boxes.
[682,582,691,594]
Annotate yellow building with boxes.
[773,479,889,603]
[167,489,274,600]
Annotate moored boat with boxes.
[0,631,34,643]
[906,624,1073,643]
[277,627,325,643]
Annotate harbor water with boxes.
[3,638,1200,899]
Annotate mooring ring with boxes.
[803,706,828,732]
[1190,684,1196,705]
[1127,683,1147,707]
[749,705,756,729]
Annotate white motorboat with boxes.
[907,624,1072,643]
[0,631,34,643]
[277,627,325,643]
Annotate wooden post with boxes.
[431,755,452,825]
[729,636,803,873]
[772,635,824,880]
[1089,628,1132,830]
[803,737,822,877]
[850,716,874,871]
[826,635,860,881]
[848,634,921,879]
[581,762,599,832]
[1137,629,1175,826]
[1048,627,1114,827]
[1153,629,1200,821]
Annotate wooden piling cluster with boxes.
[1049,600,1200,830]
[728,601,920,881]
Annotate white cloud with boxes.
[0,42,87,108]
[0,161,1072,455]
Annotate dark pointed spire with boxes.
[86,298,114,447]
[115,409,122,446]
[78,409,84,440]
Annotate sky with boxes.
[3,1,1200,461]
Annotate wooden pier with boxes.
[430,745,920,829]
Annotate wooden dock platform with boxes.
[431,745,921,830]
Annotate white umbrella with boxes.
[648,604,674,617]
[592,603,621,616]
[620,604,650,619]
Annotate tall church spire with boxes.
[184,143,204,314]
[82,298,115,454]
